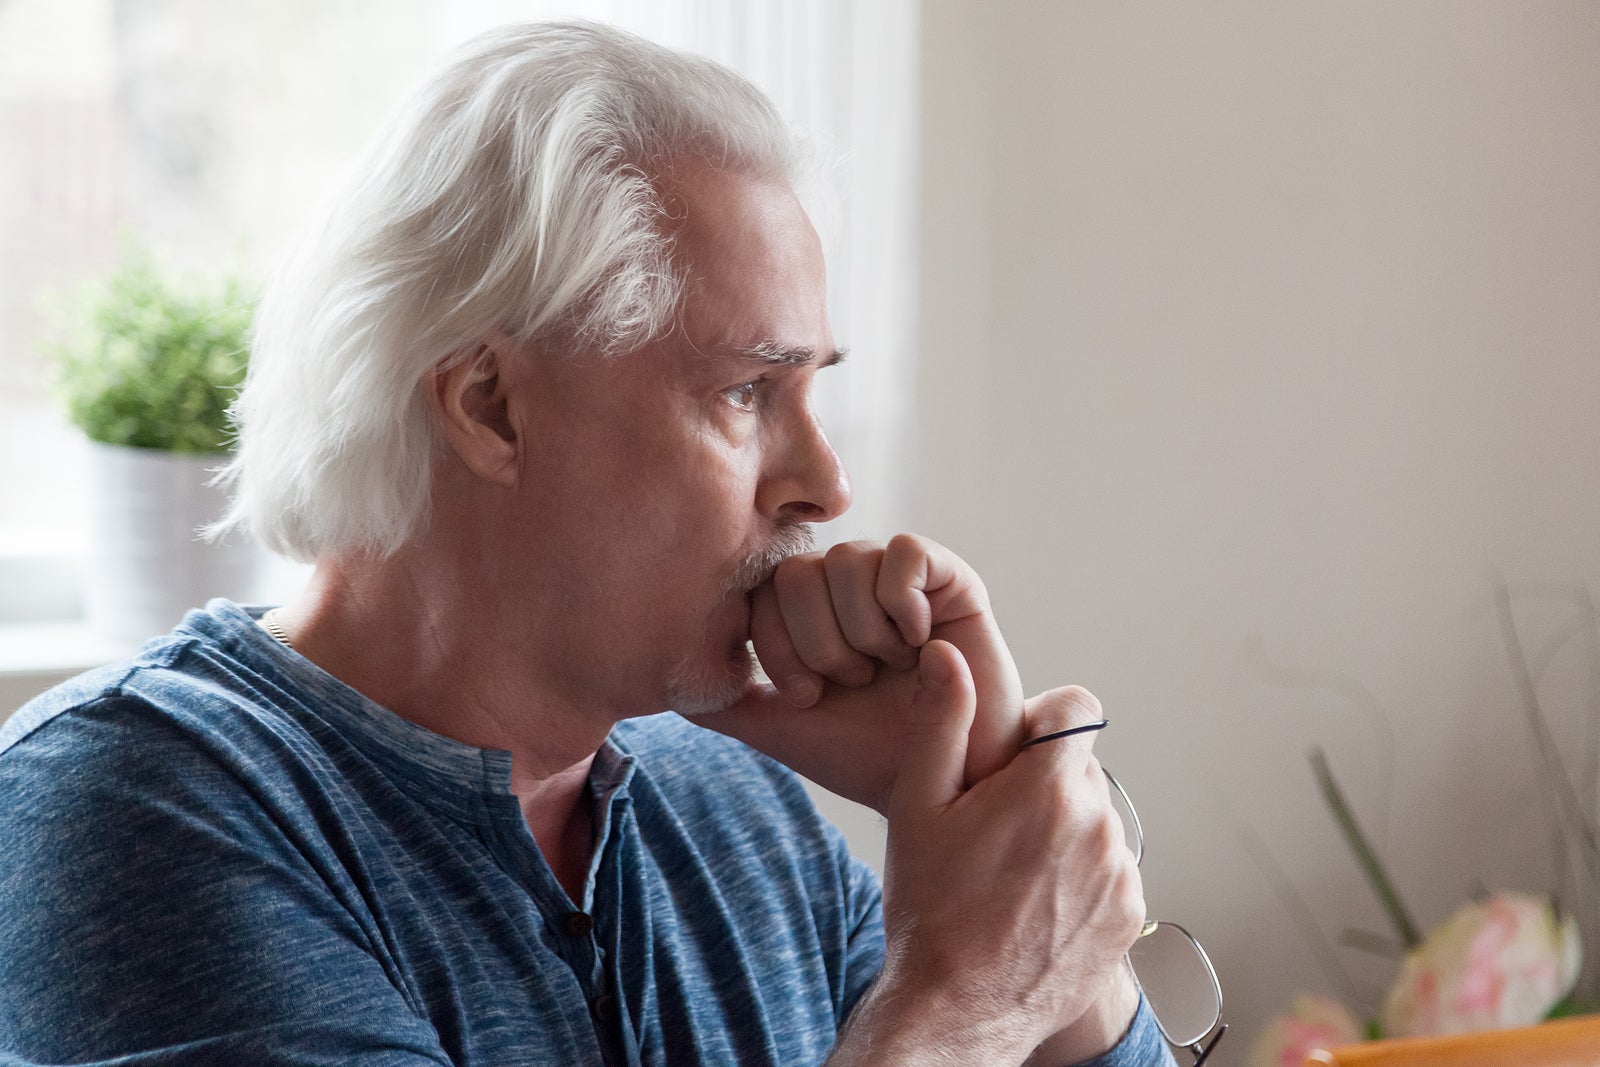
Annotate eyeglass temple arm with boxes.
[1186,1023,1227,1067]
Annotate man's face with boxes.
[506,165,851,721]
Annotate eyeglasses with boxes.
[1105,767,1227,1066]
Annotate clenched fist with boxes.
[704,534,1026,811]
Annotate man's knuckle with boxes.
[1087,809,1122,859]
[1116,875,1146,933]
[824,539,878,569]
[1059,685,1102,717]
[884,532,930,559]
[1120,867,1145,910]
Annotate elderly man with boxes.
[0,21,1173,1067]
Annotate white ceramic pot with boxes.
[84,441,258,642]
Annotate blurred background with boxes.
[2,2,1597,1062]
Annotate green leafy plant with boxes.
[47,250,254,454]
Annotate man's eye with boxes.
[722,380,760,411]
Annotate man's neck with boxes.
[271,556,610,900]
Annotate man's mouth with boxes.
[723,523,817,597]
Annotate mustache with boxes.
[725,524,816,596]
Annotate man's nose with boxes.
[759,407,852,524]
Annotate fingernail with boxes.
[919,647,953,687]
[786,676,821,708]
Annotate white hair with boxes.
[214,20,810,561]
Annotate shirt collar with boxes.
[181,599,639,818]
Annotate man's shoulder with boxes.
[1,634,218,757]
[1,660,138,755]
[0,611,311,793]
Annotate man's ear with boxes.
[427,338,521,488]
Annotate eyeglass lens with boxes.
[1103,769,1224,1051]
[1129,922,1221,1047]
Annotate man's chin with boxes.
[664,643,757,718]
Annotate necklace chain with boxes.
[261,608,294,650]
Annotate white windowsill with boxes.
[0,621,134,679]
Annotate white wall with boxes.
[914,2,1600,1059]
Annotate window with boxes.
[0,0,916,637]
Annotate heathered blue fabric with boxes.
[0,600,1172,1066]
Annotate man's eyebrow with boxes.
[735,340,849,368]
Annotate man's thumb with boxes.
[890,639,976,814]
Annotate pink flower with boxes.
[1248,996,1364,1067]
[1382,891,1581,1037]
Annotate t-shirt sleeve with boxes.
[838,852,886,1022]
[0,695,452,1067]
[1068,995,1178,1067]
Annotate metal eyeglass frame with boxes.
[1105,767,1228,1066]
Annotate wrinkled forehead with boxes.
[658,163,832,358]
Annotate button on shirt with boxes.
[0,601,1171,1066]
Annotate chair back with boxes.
[1305,1015,1600,1067]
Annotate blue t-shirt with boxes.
[0,600,1170,1066]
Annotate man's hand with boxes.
[827,642,1145,1065]
[702,534,1025,811]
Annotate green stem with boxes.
[1491,581,1600,885]
[1310,746,1423,949]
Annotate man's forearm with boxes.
[1023,971,1142,1066]
[826,975,1037,1067]
[828,971,1143,1067]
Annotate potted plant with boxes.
[48,248,257,641]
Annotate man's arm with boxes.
[704,536,1164,1065]
[821,642,1147,1065]
[0,699,453,1067]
